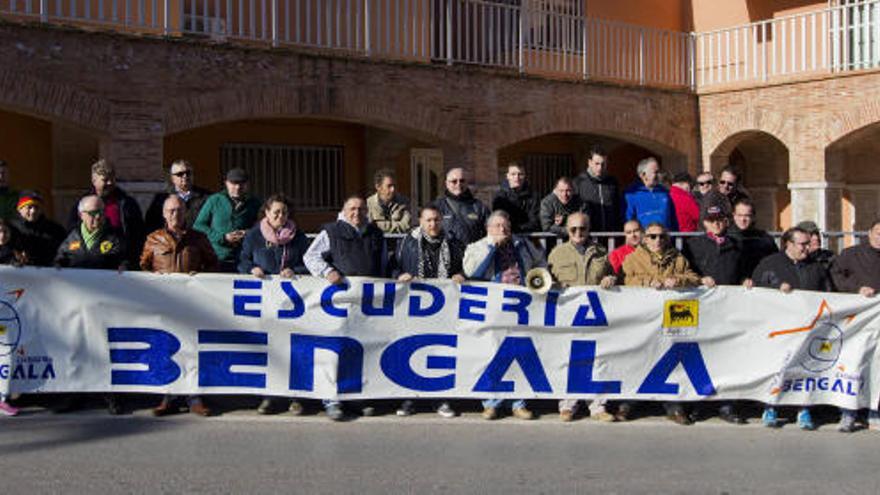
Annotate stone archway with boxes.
[826,121,880,233]
[710,130,790,230]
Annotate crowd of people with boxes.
[0,150,878,432]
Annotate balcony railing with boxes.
[4,1,880,91]
[0,0,692,89]
[695,0,880,89]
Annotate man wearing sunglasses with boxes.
[548,212,616,422]
[715,166,749,210]
[692,172,715,204]
[54,195,128,415]
[621,222,700,425]
[144,159,211,233]
[432,167,490,245]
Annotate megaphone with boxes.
[525,267,553,294]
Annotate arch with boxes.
[0,70,111,132]
[163,86,463,149]
[826,120,880,232]
[700,108,793,169]
[709,130,790,230]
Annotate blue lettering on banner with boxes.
[278,281,305,319]
[408,283,445,317]
[780,376,858,396]
[380,334,457,391]
[472,337,552,393]
[289,334,363,393]
[571,291,609,327]
[637,342,716,396]
[362,282,395,316]
[108,327,181,386]
[544,291,560,326]
[0,365,6,379]
[459,286,488,322]
[320,283,350,318]
[566,341,622,394]
[501,290,532,326]
[198,330,268,388]
[233,280,262,318]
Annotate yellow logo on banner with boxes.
[663,300,699,328]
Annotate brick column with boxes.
[788,182,845,232]
[99,102,167,210]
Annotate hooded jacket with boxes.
[492,182,541,233]
[574,171,622,232]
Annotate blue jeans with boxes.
[482,399,526,410]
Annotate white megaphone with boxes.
[525,267,553,294]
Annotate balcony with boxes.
[2,0,880,92]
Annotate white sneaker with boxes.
[436,402,456,418]
[0,401,19,417]
[396,400,415,417]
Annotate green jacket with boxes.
[193,192,261,262]
[548,241,614,287]
[0,187,18,220]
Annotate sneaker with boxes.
[0,401,19,417]
[481,407,498,420]
[288,400,304,416]
[762,408,779,428]
[325,403,344,422]
[257,398,280,415]
[361,405,376,417]
[667,410,693,426]
[869,410,880,431]
[591,411,616,423]
[512,407,535,420]
[614,402,632,422]
[838,410,857,433]
[396,400,415,417]
[559,409,574,422]
[106,396,123,416]
[797,408,815,431]
[436,402,456,419]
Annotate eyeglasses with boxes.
[719,180,736,186]
[697,180,713,186]
[82,210,103,218]
[568,226,588,233]
[172,170,192,177]
[646,233,667,240]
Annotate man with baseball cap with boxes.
[194,168,261,272]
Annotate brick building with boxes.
[0,0,876,237]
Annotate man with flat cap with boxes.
[194,168,261,272]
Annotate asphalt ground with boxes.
[2,395,878,494]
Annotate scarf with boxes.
[81,223,101,250]
[260,218,297,270]
[414,228,450,279]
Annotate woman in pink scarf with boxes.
[238,194,310,415]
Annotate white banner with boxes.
[1,266,879,408]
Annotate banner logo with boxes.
[663,300,699,328]
[0,293,23,358]
[768,300,852,373]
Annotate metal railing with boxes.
[695,0,880,89]
[304,230,867,254]
[0,0,692,88]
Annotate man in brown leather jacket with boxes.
[140,195,217,417]
[141,196,218,275]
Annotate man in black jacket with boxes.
[540,177,586,239]
[8,190,66,266]
[144,159,211,233]
[67,159,145,266]
[727,198,778,277]
[683,203,752,425]
[574,146,621,232]
[491,162,540,233]
[753,226,831,431]
[431,167,490,245]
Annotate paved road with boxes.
[2,404,878,494]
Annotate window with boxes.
[220,143,344,211]
[521,152,575,194]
